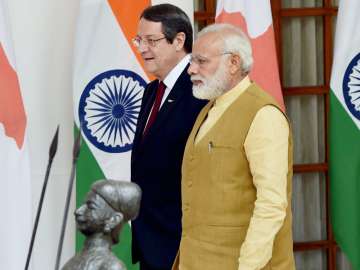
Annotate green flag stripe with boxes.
[329,92,360,269]
[74,126,139,270]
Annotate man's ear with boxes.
[106,212,124,231]
[174,32,186,51]
[229,54,242,75]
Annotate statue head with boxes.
[75,179,141,244]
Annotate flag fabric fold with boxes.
[330,0,360,268]
[215,0,284,110]
[73,0,150,269]
[0,0,32,269]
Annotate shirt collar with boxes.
[163,54,190,89]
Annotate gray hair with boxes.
[197,23,253,74]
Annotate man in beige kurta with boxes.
[173,23,296,270]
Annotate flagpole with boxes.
[24,126,59,270]
[54,129,81,270]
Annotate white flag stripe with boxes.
[0,0,15,68]
[0,1,32,268]
[73,0,148,180]
[216,0,272,38]
[0,128,32,269]
[330,0,360,130]
[73,0,148,123]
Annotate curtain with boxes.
[282,0,352,269]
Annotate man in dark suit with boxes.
[130,4,206,270]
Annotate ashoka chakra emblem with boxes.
[343,52,360,121]
[79,70,146,153]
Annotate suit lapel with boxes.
[132,81,157,155]
[138,82,157,133]
[141,67,191,143]
[154,75,188,124]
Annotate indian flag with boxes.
[0,0,32,269]
[215,0,284,110]
[330,0,360,269]
[73,1,193,269]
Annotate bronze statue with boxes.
[62,179,141,270]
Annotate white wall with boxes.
[7,0,80,269]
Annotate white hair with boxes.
[191,56,230,100]
[197,23,253,74]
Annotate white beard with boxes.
[191,62,229,100]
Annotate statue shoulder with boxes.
[100,254,126,270]
[61,253,83,270]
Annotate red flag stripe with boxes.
[0,43,26,148]
[216,9,285,111]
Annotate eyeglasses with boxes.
[132,36,167,48]
[189,52,233,67]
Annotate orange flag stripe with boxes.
[108,0,154,81]
[0,43,26,148]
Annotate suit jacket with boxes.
[131,66,207,269]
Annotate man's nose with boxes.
[187,62,198,75]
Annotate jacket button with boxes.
[187,181,192,187]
